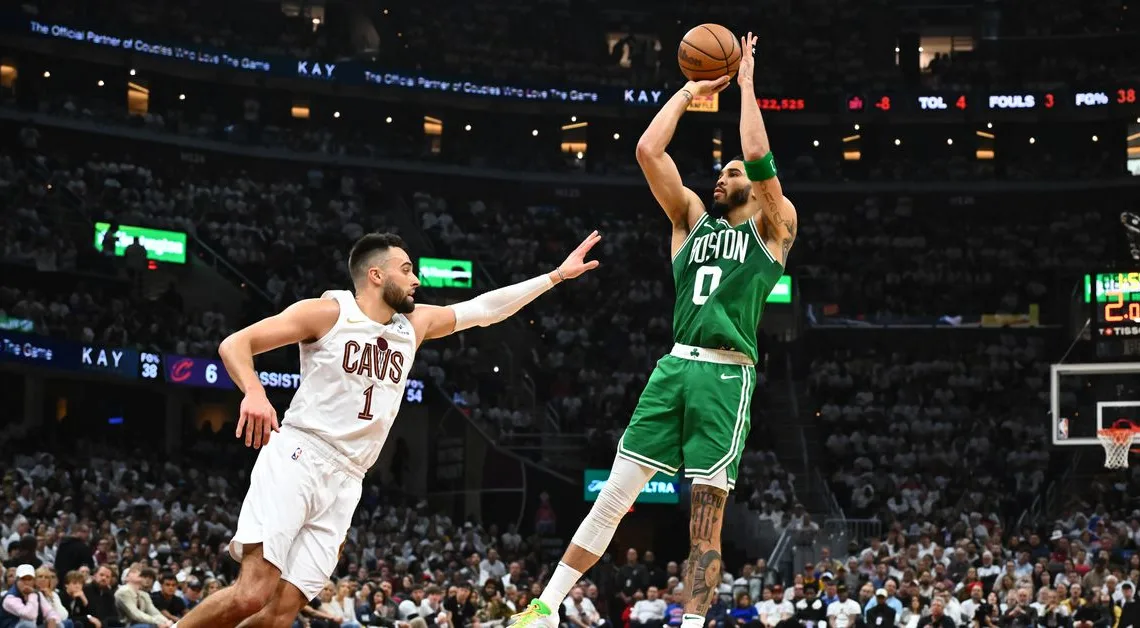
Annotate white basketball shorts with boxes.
[229,425,364,600]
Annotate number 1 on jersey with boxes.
[358,384,375,421]
[692,265,722,305]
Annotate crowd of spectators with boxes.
[5,2,1140,628]
[810,330,1056,529]
[0,438,544,628]
[752,508,1140,628]
[22,86,1133,183]
[7,432,1140,628]
[4,97,1130,485]
[793,194,1122,324]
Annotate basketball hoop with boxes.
[1096,419,1140,469]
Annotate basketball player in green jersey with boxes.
[510,32,797,628]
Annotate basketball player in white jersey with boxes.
[173,231,602,628]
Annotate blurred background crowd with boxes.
[2,0,1140,626]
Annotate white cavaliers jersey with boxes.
[282,290,417,471]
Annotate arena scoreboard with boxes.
[1084,271,1140,357]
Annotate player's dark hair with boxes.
[348,233,408,282]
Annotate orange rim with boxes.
[1097,428,1138,445]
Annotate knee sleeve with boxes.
[571,456,656,555]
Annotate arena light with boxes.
[178,93,186,101]
[946,138,953,145]
[1092,135,1099,142]
[532,129,539,136]
[333,111,340,118]
[576,151,584,159]
[311,17,321,25]
[42,71,50,78]
[1029,137,1036,144]
[97,79,104,87]
[129,69,136,76]
[613,133,620,140]
[854,123,860,131]
[812,140,820,147]
[571,116,577,122]
[894,138,901,146]
[465,124,472,131]
[385,116,392,123]
[987,122,993,129]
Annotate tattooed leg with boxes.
[681,484,728,615]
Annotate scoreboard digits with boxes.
[139,352,162,379]
[1087,271,1140,357]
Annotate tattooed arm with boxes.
[737,32,797,266]
[682,485,728,616]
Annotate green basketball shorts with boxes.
[617,343,755,491]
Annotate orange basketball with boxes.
[677,24,741,81]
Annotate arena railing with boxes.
[1015,448,1081,530]
[191,238,276,306]
[767,525,794,584]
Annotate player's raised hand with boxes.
[557,230,602,280]
[236,390,279,449]
[737,32,758,88]
[684,75,731,97]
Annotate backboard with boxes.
[1051,362,1140,448]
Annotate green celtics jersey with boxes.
[671,213,784,363]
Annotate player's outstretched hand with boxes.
[557,230,602,280]
[236,390,280,449]
[738,32,758,88]
[685,75,731,98]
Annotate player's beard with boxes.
[710,187,749,218]
[382,282,415,314]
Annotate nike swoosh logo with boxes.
[347,318,370,324]
[720,374,741,380]
[701,222,715,231]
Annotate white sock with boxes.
[538,561,582,612]
[681,613,705,628]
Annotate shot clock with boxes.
[1085,271,1140,358]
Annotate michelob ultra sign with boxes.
[583,468,679,504]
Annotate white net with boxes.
[1097,429,1135,469]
